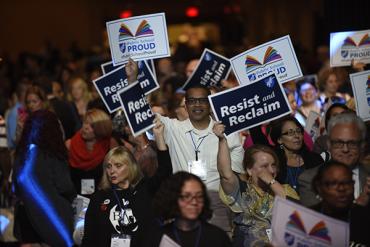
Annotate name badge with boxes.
[81,179,95,195]
[188,160,207,181]
[111,234,131,247]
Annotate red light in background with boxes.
[186,6,199,18]
[120,10,132,19]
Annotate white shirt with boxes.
[160,116,244,191]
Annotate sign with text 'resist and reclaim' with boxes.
[231,35,302,85]
[93,61,159,113]
[106,13,170,66]
[182,48,232,90]
[209,74,291,136]
[350,70,370,121]
[271,197,349,247]
[330,29,370,67]
[118,81,155,137]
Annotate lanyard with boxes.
[173,223,202,247]
[188,131,208,161]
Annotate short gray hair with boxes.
[327,112,366,140]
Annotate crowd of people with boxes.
[0,32,369,247]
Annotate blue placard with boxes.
[93,61,159,113]
[101,60,156,76]
[209,74,291,136]
[118,81,155,137]
[182,48,231,90]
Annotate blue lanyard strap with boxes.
[173,223,202,247]
[189,131,208,161]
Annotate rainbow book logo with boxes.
[284,211,332,245]
[245,46,283,73]
[118,20,154,41]
[342,34,370,48]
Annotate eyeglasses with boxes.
[179,193,204,203]
[281,128,303,137]
[186,97,209,105]
[321,180,354,190]
[330,140,362,150]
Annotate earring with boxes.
[280,144,284,149]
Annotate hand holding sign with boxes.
[212,121,226,140]
[126,58,139,83]
[153,115,166,151]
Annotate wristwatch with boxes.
[268,178,276,186]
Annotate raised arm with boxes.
[153,115,167,151]
[213,122,238,195]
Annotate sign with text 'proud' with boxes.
[118,81,155,137]
[182,48,231,90]
[106,13,170,65]
[93,61,159,113]
[231,35,302,85]
[209,74,291,136]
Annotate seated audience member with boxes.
[146,171,231,247]
[81,117,172,247]
[311,161,370,246]
[214,122,298,247]
[313,103,349,155]
[13,110,76,246]
[269,116,323,193]
[299,112,369,207]
[66,108,117,196]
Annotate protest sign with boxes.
[106,13,170,65]
[182,48,231,90]
[209,74,291,136]
[330,29,370,67]
[93,61,159,113]
[118,81,155,137]
[101,60,156,76]
[350,70,370,121]
[271,197,349,247]
[304,111,321,141]
[231,35,302,85]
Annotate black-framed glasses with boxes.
[281,128,303,137]
[179,193,204,203]
[321,180,354,190]
[186,97,209,105]
[330,140,362,150]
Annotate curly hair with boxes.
[152,172,212,222]
[16,110,68,162]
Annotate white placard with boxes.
[304,111,322,141]
[271,197,349,247]
[350,70,370,121]
[330,29,370,67]
[106,13,170,65]
[231,35,302,85]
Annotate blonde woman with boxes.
[81,117,172,247]
[67,77,92,123]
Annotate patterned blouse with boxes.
[220,176,299,247]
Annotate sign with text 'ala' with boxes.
[209,74,291,136]
[350,70,370,121]
[106,13,170,66]
[330,29,370,67]
[93,61,159,113]
[118,81,155,137]
[231,35,302,85]
[182,48,231,90]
